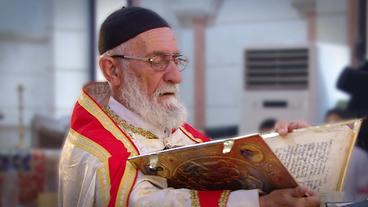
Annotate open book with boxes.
[128,119,362,195]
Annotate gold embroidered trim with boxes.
[103,106,159,140]
[218,190,230,207]
[67,129,111,206]
[179,127,204,143]
[78,90,139,206]
[68,128,111,163]
[78,91,138,156]
[97,166,110,207]
[116,162,137,207]
[190,190,201,207]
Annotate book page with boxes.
[264,123,358,193]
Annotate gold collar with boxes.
[103,106,159,140]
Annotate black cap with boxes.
[98,7,170,54]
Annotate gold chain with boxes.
[103,106,159,139]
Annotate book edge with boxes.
[336,119,363,191]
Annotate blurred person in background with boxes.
[258,118,277,134]
[337,60,368,153]
[337,61,368,117]
[324,108,350,124]
[58,6,319,207]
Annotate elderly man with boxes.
[58,6,320,207]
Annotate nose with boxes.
[163,61,182,84]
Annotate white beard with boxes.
[120,69,187,131]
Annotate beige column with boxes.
[306,11,317,43]
[193,18,206,130]
[131,0,140,6]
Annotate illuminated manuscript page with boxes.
[264,120,361,193]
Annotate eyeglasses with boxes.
[110,53,189,72]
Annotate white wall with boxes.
[0,0,53,148]
[51,0,89,118]
[0,0,90,148]
[316,0,347,45]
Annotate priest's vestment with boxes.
[58,82,259,207]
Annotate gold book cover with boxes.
[128,119,362,194]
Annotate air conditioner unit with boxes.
[240,44,349,134]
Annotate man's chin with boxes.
[144,101,187,130]
[157,98,180,110]
[159,104,179,112]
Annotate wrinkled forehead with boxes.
[136,27,178,55]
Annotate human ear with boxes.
[99,56,122,87]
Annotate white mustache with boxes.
[154,84,179,97]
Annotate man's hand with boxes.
[259,186,320,207]
[274,120,309,136]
